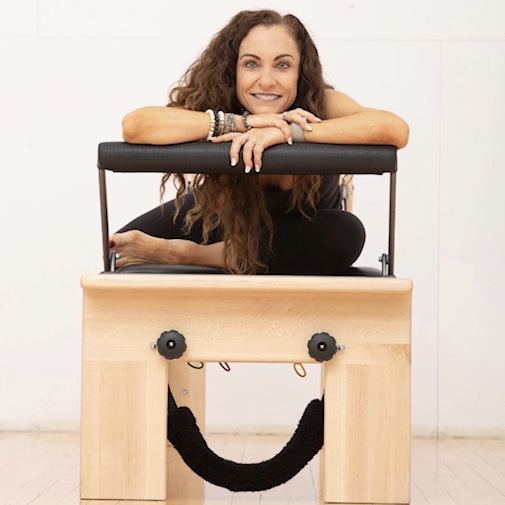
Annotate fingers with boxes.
[229,135,264,173]
[216,133,265,173]
[280,108,322,131]
[211,132,242,167]
[242,138,265,173]
[277,119,294,144]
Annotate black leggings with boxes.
[118,192,365,275]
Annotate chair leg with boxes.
[321,345,411,504]
[80,293,169,501]
[167,362,206,502]
[168,361,206,428]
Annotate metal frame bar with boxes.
[388,171,397,276]
[98,167,397,276]
[99,168,111,272]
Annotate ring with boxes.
[282,111,289,121]
[115,252,120,259]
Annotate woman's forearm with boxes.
[303,109,409,149]
[122,106,250,145]
[122,104,409,150]
[122,106,211,144]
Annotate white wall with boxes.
[0,0,504,437]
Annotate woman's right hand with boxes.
[241,108,321,143]
[276,107,322,132]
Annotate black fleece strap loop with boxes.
[167,387,324,492]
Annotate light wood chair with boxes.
[80,142,412,504]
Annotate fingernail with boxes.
[231,158,237,167]
[109,240,115,248]
[306,124,313,131]
[288,137,293,145]
[254,165,260,173]
[315,116,322,122]
[244,165,251,173]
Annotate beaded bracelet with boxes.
[205,109,216,141]
[214,112,219,134]
[242,111,252,130]
[222,113,235,134]
[217,110,225,136]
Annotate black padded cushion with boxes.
[98,142,397,175]
[117,264,225,274]
[115,263,384,277]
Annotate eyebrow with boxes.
[239,53,296,61]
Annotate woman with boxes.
[110,9,409,275]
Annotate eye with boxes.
[244,60,258,68]
[277,62,290,69]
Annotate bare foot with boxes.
[110,230,190,268]
[110,230,224,269]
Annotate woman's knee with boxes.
[264,211,366,275]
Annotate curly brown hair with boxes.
[161,10,333,273]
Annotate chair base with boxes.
[80,273,412,504]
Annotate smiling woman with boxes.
[113,9,409,275]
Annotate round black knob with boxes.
[157,330,187,360]
[307,332,338,362]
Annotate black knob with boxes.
[157,330,187,359]
[307,332,338,362]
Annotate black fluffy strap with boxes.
[167,388,324,491]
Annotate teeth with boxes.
[254,94,279,101]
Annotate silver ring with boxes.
[282,111,289,121]
[115,252,120,259]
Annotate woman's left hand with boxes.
[212,127,286,173]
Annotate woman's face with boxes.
[236,24,300,115]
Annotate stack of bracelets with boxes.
[205,108,305,142]
[205,109,252,141]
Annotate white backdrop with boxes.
[1,0,504,437]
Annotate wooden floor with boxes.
[1,432,505,505]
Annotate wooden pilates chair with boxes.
[80,142,412,504]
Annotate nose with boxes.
[258,67,275,87]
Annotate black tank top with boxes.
[317,174,342,210]
[264,174,342,217]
